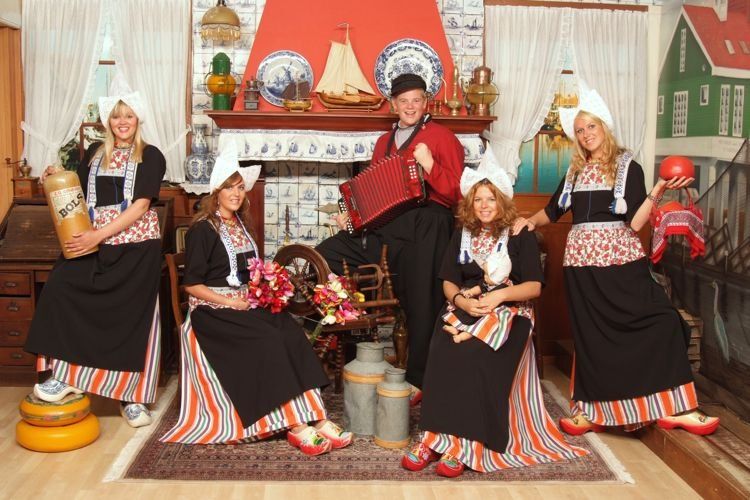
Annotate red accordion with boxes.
[338,155,426,233]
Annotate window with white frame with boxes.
[680,28,686,73]
[733,85,745,137]
[658,95,664,115]
[700,85,709,106]
[720,84,730,135]
[673,91,688,137]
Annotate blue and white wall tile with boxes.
[190,0,485,258]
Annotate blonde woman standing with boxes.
[515,83,718,436]
[25,74,165,428]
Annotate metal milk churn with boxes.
[343,342,392,435]
[374,367,411,448]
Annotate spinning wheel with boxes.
[273,244,331,316]
[274,243,407,389]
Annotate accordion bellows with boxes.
[338,155,427,233]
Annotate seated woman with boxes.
[402,156,587,477]
[160,144,352,455]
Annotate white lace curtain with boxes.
[570,8,648,161]
[21,0,105,175]
[21,0,189,181]
[484,6,569,183]
[483,5,648,181]
[109,0,190,182]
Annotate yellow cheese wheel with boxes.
[16,414,100,452]
[19,393,90,427]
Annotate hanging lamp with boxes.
[200,0,241,42]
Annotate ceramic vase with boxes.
[185,124,215,184]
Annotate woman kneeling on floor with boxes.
[160,144,352,454]
[401,153,588,477]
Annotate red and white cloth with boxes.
[650,194,705,264]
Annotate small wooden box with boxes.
[12,177,42,199]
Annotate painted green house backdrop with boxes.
[657,5,750,140]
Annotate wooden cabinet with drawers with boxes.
[0,199,175,385]
[158,180,265,257]
[0,201,59,384]
[0,268,46,383]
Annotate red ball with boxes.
[659,156,695,180]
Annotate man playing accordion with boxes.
[316,73,465,401]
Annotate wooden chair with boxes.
[532,232,546,379]
[165,252,188,332]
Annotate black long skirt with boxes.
[25,240,161,372]
[564,258,694,403]
[316,202,454,388]
[189,306,329,427]
[419,307,531,453]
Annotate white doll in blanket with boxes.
[442,250,513,344]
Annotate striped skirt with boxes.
[422,336,588,472]
[36,300,161,404]
[160,313,327,444]
[572,381,698,428]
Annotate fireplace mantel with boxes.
[206,111,495,135]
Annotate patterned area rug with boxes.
[113,380,632,482]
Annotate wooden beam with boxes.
[0,27,24,220]
[484,0,649,12]
[638,424,750,500]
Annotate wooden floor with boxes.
[0,365,701,500]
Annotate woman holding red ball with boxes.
[516,82,718,436]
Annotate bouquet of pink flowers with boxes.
[246,258,295,313]
[312,273,363,326]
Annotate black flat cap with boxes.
[389,73,427,98]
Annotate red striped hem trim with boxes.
[422,336,587,472]
[160,314,326,444]
[35,300,161,404]
[573,382,698,426]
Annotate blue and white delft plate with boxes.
[256,50,314,107]
[374,38,444,98]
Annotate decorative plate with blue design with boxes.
[374,38,444,98]
[256,50,314,107]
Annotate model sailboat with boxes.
[315,24,385,110]
[282,79,313,111]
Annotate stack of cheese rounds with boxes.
[16,393,99,452]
